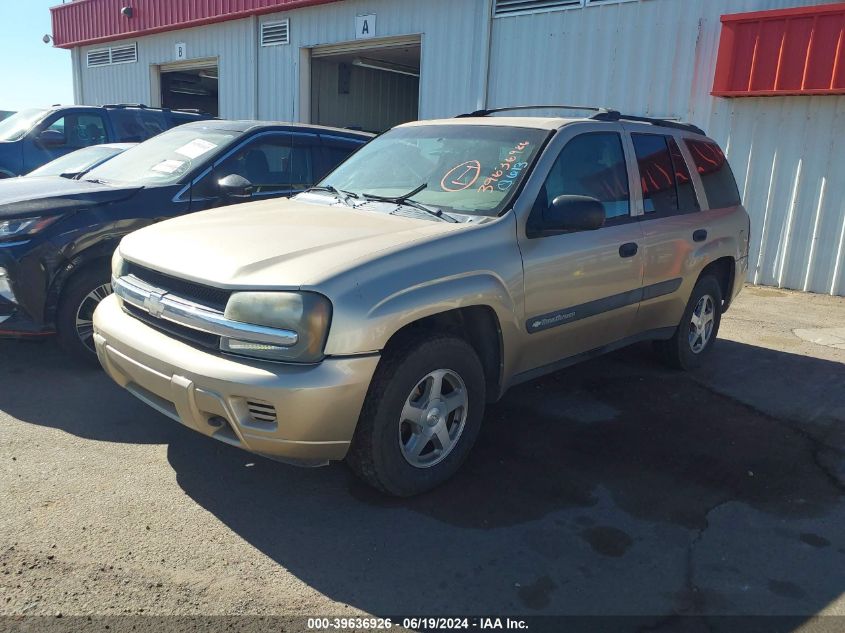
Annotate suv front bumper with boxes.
[93,295,379,463]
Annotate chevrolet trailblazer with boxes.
[93,106,750,496]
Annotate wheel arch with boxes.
[45,242,116,324]
[697,256,735,312]
[379,305,506,403]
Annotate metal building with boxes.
[51,0,845,296]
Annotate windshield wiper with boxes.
[83,178,110,185]
[360,184,458,223]
[305,185,359,206]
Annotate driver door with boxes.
[23,110,109,172]
[515,126,645,374]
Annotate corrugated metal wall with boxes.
[73,0,845,295]
[488,0,845,295]
[75,18,258,119]
[254,0,485,121]
[310,60,419,132]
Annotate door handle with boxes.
[693,229,708,243]
[619,242,639,258]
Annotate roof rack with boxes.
[591,111,706,136]
[456,105,618,118]
[103,103,150,109]
[455,104,706,136]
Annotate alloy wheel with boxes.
[398,368,468,468]
[75,283,112,352]
[688,294,716,354]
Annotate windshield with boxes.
[27,145,126,178]
[0,108,47,142]
[85,126,240,186]
[319,124,549,217]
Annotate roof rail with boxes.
[455,104,706,136]
[591,111,706,136]
[103,103,150,109]
[456,105,620,118]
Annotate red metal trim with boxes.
[720,2,845,23]
[713,3,845,98]
[50,0,341,49]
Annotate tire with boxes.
[654,275,722,371]
[347,333,486,497]
[56,266,112,365]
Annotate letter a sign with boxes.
[355,14,376,39]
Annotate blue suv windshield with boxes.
[0,108,48,142]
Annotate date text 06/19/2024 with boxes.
[306,617,530,630]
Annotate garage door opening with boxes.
[310,39,420,133]
[160,65,219,116]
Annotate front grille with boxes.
[125,303,220,351]
[125,263,231,312]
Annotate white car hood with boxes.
[119,196,463,288]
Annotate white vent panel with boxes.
[261,19,290,46]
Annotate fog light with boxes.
[0,267,15,303]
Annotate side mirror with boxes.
[36,129,65,148]
[541,195,606,234]
[218,174,254,199]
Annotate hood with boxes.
[119,196,465,288]
[0,177,142,218]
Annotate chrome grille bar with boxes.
[114,275,298,347]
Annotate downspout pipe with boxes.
[477,0,494,111]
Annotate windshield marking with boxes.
[478,141,532,193]
[440,160,481,192]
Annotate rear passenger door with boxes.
[627,128,708,333]
[517,126,645,373]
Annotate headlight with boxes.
[0,216,59,241]
[220,291,332,363]
[111,250,126,283]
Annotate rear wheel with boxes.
[57,267,112,364]
[347,333,486,496]
[654,275,722,370]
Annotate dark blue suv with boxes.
[0,104,211,178]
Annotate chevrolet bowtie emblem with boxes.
[144,291,166,318]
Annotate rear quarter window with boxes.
[685,139,741,209]
[110,110,167,142]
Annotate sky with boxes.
[0,1,75,112]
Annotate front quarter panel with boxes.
[316,214,525,382]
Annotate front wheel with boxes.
[654,275,722,370]
[56,267,112,364]
[347,334,486,497]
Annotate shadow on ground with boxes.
[2,337,845,617]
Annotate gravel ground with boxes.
[1,285,844,624]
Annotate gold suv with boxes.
[94,107,750,496]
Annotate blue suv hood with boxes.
[0,176,143,219]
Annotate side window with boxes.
[535,132,630,224]
[668,137,700,213]
[319,139,363,180]
[75,114,108,147]
[111,110,166,142]
[632,134,680,217]
[42,113,107,149]
[193,134,317,199]
[685,139,742,209]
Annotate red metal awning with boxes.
[50,0,340,49]
[712,2,845,98]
